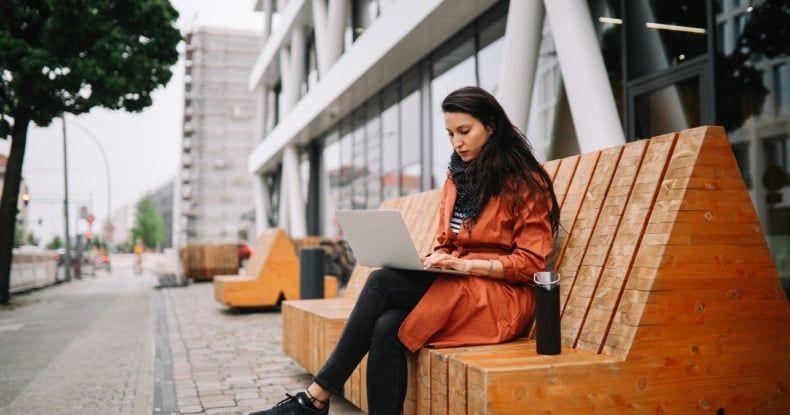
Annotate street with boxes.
[0,255,156,415]
[0,254,364,415]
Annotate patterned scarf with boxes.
[449,152,480,221]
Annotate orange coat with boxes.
[397,177,554,352]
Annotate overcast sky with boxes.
[0,0,262,245]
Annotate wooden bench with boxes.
[282,126,790,414]
[213,228,338,308]
[180,243,238,281]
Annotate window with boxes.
[774,63,789,115]
[431,36,476,189]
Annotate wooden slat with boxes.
[558,146,622,349]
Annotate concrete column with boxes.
[499,0,544,135]
[312,0,347,75]
[544,0,625,152]
[279,26,305,111]
[281,145,307,237]
[262,0,273,44]
[253,173,271,237]
[325,0,346,67]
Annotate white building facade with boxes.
[247,0,790,291]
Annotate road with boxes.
[0,255,156,415]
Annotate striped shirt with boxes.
[450,208,465,234]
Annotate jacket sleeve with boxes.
[496,187,554,284]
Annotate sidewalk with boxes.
[160,280,364,415]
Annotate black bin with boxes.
[299,247,325,299]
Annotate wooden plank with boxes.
[559,146,622,349]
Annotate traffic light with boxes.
[85,231,93,240]
[22,193,30,206]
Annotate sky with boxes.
[0,0,262,245]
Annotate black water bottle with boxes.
[534,271,561,355]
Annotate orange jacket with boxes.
[398,177,554,352]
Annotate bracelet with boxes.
[488,259,494,276]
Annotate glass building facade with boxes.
[252,0,790,296]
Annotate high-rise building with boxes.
[177,27,262,245]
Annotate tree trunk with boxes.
[0,115,30,304]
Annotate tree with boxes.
[0,1,181,304]
[46,235,62,250]
[132,196,166,251]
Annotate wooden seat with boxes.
[213,228,338,308]
[180,243,238,281]
[283,126,790,414]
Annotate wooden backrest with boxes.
[548,126,785,360]
[341,126,785,361]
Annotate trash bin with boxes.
[300,247,325,299]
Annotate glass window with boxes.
[366,98,382,208]
[730,140,752,188]
[400,70,422,196]
[381,85,400,198]
[477,13,506,96]
[352,110,367,208]
[337,119,354,210]
[590,0,624,129]
[352,0,380,40]
[303,31,319,96]
[323,128,341,216]
[774,63,789,115]
[431,37,476,189]
[626,1,709,79]
[634,76,701,139]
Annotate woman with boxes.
[250,86,560,415]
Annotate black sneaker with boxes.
[248,392,329,415]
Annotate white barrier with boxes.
[10,249,58,293]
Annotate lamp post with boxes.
[61,116,72,282]
[67,118,113,254]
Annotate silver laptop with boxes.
[335,209,468,275]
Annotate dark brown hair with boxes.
[441,86,560,235]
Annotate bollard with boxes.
[533,271,561,355]
[299,247,325,299]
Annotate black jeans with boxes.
[313,267,436,415]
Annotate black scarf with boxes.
[449,152,480,221]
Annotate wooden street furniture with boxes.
[214,228,338,308]
[282,126,790,414]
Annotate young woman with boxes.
[250,86,560,415]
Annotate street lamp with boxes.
[66,117,113,254]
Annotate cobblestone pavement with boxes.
[161,281,364,415]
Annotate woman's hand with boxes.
[424,253,502,278]
[423,252,470,273]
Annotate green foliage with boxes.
[0,0,181,304]
[0,0,182,131]
[132,196,165,250]
[25,231,38,246]
[13,224,24,248]
[46,235,63,250]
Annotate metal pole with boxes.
[61,116,72,282]
[69,119,112,255]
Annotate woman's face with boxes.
[445,111,491,162]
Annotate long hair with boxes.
[441,86,560,235]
